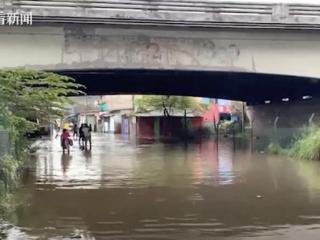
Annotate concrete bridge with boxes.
[2,1,320,136]
[1,1,320,94]
[1,1,320,77]
[3,22,320,102]
[1,2,320,73]
[5,0,320,29]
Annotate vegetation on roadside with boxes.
[268,125,320,161]
[268,142,288,155]
[218,120,242,134]
[134,95,206,115]
[0,155,30,224]
[290,126,320,161]
[0,69,83,144]
[0,155,20,192]
[0,69,84,217]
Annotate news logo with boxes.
[0,11,32,26]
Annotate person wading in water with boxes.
[61,128,72,154]
[82,123,92,151]
[73,123,78,140]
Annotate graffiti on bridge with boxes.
[63,31,240,68]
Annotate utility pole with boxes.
[184,109,187,139]
[242,102,245,132]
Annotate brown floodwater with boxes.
[4,133,320,239]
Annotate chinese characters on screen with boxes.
[0,11,32,26]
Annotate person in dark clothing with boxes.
[79,124,85,147]
[82,124,92,150]
[73,123,78,140]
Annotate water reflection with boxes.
[296,160,320,201]
[61,154,71,176]
[9,134,320,239]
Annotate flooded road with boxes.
[7,133,320,239]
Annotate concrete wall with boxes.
[1,26,320,78]
[248,98,320,146]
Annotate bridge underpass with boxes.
[2,0,320,142]
[58,68,320,143]
[58,68,320,105]
[3,2,320,238]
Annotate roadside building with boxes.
[100,109,132,134]
[126,110,203,140]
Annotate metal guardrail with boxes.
[3,1,320,28]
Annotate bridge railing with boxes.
[10,0,273,14]
[289,4,320,16]
[3,0,320,28]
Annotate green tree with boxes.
[135,95,206,116]
[0,69,84,152]
[0,69,84,221]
